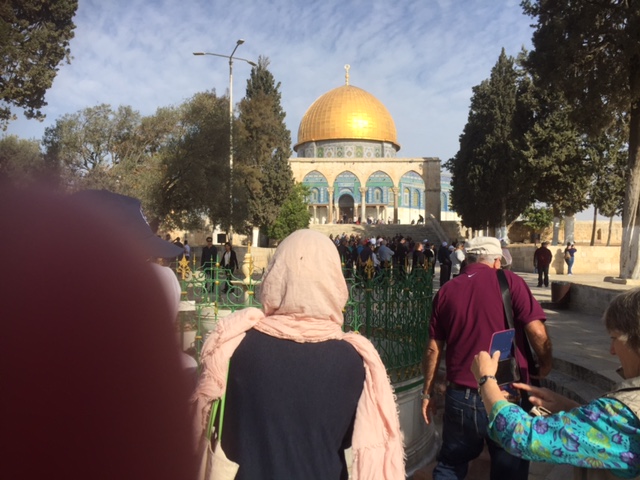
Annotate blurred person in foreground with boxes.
[1,188,195,480]
[472,287,640,479]
[192,229,405,479]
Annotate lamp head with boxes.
[237,39,245,45]
[192,52,205,55]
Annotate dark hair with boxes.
[604,288,640,353]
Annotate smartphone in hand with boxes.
[490,329,515,360]
[489,329,521,385]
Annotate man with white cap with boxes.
[421,236,552,480]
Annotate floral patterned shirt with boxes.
[489,399,640,478]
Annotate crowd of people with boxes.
[328,232,473,284]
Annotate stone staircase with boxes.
[542,357,616,405]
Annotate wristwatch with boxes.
[477,375,497,387]
[420,392,431,400]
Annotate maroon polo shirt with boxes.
[429,262,546,388]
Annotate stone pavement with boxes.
[410,270,636,480]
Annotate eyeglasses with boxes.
[206,239,212,243]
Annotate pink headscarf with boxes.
[192,229,405,479]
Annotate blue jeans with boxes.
[432,387,529,480]
[566,257,574,274]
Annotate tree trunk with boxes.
[590,207,597,246]
[620,86,640,278]
[607,216,613,247]
[564,213,575,245]
[552,206,561,245]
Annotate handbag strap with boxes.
[205,360,231,441]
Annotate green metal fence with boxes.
[175,256,432,380]
[343,262,432,382]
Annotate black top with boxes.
[200,245,218,267]
[221,250,238,270]
[221,329,365,480]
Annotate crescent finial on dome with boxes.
[344,64,350,86]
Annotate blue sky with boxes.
[6,0,535,163]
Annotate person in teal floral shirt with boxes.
[472,288,640,479]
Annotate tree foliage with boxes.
[42,104,141,189]
[522,87,590,217]
[236,56,294,237]
[522,0,640,277]
[446,49,534,230]
[146,92,230,231]
[522,205,553,234]
[586,115,628,220]
[267,183,311,242]
[40,93,231,232]
[0,135,49,187]
[0,0,78,129]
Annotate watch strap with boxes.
[477,375,497,387]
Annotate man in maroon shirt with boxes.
[420,236,552,480]
[534,241,553,287]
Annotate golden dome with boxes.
[294,85,400,151]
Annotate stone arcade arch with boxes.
[365,171,394,223]
[399,171,426,224]
[303,170,329,224]
[338,194,355,223]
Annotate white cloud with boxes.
[6,0,534,163]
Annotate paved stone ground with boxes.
[409,270,634,479]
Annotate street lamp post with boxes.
[194,40,256,241]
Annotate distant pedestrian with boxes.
[533,241,553,287]
[438,242,451,286]
[413,242,427,269]
[564,242,577,275]
[450,242,465,277]
[183,239,191,261]
[200,237,218,293]
[220,242,239,294]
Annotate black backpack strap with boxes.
[496,269,514,330]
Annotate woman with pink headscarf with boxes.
[192,229,405,479]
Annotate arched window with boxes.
[441,193,448,212]
[311,188,319,203]
[413,190,420,208]
[404,188,410,206]
[374,187,382,203]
